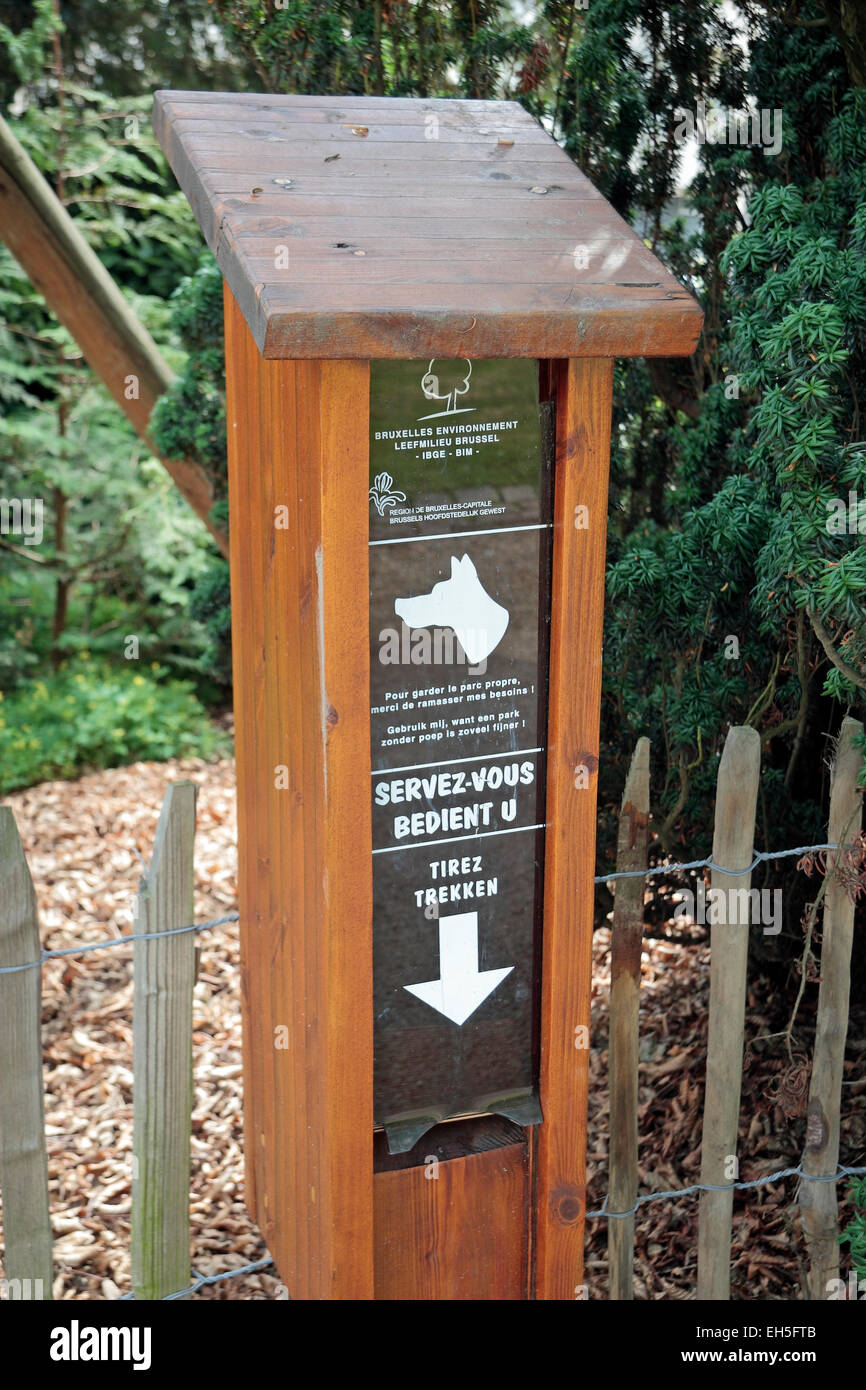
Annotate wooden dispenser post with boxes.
[155,91,701,1301]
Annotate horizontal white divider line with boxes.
[372,822,546,854]
[369,521,550,547]
[371,747,542,775]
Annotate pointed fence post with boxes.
[0,808,53,1299]
[800,716,863,1298]
[608,737,650,1300]
[132,781,197,1300]
[697,726,761,1300]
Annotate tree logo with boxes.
[418,359,476,419]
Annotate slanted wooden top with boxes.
[153,92,702,361]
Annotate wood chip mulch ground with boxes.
[1,755,863,1299]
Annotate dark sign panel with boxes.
[369,359,552,1152]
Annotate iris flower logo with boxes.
[369,471,407,516]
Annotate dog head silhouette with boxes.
[394,555,509,666]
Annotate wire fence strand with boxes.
[594,842,841,885]
[587,1162,866,1221]
[0,912,239,976]
[0,839,846,976]
[117,1256,277,1301]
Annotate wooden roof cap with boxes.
[153,91,702,361]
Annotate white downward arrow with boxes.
[404,910,513,1026]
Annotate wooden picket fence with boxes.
[0,722,862,1301]
[606,717,864,1300]
[0,781,198,1301]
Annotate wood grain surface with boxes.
[374,1142,529,1299]
[800,716,863,1298]
[155,93,701,361]
[0,808,53,1297]
[608,736,651,1299]
[696,726,761,1301]
[132,782,196,1301]
[224,287,374,1299]
[533,357,613,1299]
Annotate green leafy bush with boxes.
[840,1177,866,1282]
[0,6,222,708]
[0,660,229,793]
[149,256,228,500]
[151,258,232,688]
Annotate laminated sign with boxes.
[369,358,552,1151]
